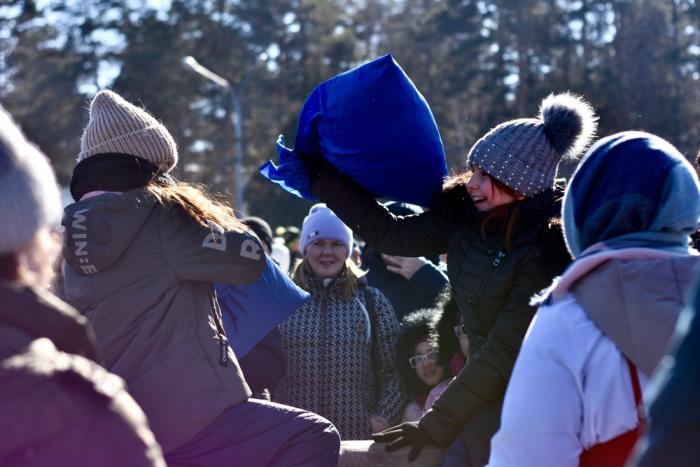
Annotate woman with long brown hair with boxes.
[274,203,406,440]
[299,93,597,465]
[61,90,340,466]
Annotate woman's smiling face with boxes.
[305,237,348,279]
[466,166,520,211]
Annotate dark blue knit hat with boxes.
[563,131,700,257]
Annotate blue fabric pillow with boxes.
[215,256,309,357]
[259,54,447,207]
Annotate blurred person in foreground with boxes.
[631,256,700,465]
[0,104,164,466]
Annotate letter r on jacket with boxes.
[202,221,227,252]
[240,239,262,260]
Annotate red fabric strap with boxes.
[578,358,644,467]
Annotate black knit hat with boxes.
[243,216,273,253]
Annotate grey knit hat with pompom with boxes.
[466,92,597,196]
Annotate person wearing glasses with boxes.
[396,308,452,423]
[275,204,406,440]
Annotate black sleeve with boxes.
[159,208,266,285]
[419,247,551,447]
[312,167,469,258]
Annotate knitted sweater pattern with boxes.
[275,277,405,440]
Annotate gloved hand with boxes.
[371,421,436,462]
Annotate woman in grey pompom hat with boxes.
[301,92,598,466]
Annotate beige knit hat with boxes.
[78,90,178,172]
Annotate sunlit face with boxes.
[413,341,445,387]
[305,238,348,279]
[466,166,521,212]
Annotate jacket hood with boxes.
[569,253,698,375]
[62,190,156,276]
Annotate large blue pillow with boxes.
[259,54,447,207]
[215,255,309,357]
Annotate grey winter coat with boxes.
[61,190,266,451]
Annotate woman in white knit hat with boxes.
[61,90,340,466]
[0,105,165,466]
[275,203,406,440]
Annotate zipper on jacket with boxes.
[209,287,229,367]
[218,332,229,365]
[476,247,505,304]
[493,250,506,267]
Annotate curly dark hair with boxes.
[430,291,462,368]
[396,307,451,401]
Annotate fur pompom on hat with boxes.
[78,89,178,172]
[300,203,353,257]
[0,106,62,255]
[467,92,597,197]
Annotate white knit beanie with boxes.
[300,204,353,257]
[78,90,178,172]
[0,106,62,255]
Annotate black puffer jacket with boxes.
[312,170,571,447]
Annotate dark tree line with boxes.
[1,0,698,225]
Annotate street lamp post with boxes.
[182,56,245,210]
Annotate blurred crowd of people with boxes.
[2,86,700,467]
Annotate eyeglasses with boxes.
[454,324,466,338]
[408,350,439,368]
